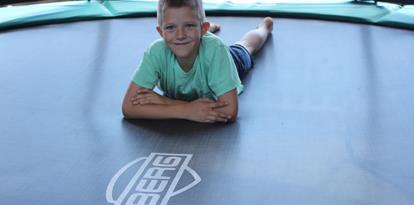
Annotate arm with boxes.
[122,82,185,119]
[214,89,238,122]
[122,83,232,123]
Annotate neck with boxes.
[176,39,202,72]
[177,56,196,72]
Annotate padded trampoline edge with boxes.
[0,1,414,31]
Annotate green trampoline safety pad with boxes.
[1,0,414,31]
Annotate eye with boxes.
[184,23,197,30]
[164,25,176,32]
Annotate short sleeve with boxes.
[207,45,243,97]
[132,49,160,89]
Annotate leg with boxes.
[237,17,273,55]
[208,22,221,33]
[205,19,221,33]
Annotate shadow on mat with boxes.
[121,119,239,138]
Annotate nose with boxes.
[176,27,186,40]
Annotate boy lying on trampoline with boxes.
[122,0,273,123]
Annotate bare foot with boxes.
[209,22,221,33]
[257,17,273,33]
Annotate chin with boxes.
[172,48,194,58]
[169,43,198,59]
[174,51,192,59]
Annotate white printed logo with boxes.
[106,153,201,205]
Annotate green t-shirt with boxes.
[132,32,243,101]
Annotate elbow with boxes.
[122,105,130,119]
[228,112,238,122]
[221,100,238,123]
[227,107,238,123]
[122,102,133,120]
[122,100,148,120]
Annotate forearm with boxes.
[122,102,187,120]
[122,83,235,123]
[215,89,239,122]
[123,96,232,123]
[212,104,237,122]
[122,83,189,119]
[163,97,187,105]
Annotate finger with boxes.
[203,119,215,123]
[143,96,162,105]
[207,112,228,122]
[214,111,232,121]
[210,101,228,109]
[130,92,147,101]
[133,93,152,101]
[131,95,144,104]
[130,95,138,101]
[131,94,144,102]
[131,99,139,105]
[136,89,151,95]
[210,116,228,123]
[132,98,146,105]
[132,96,150,105]
[218,112,232,120]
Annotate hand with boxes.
[185,99,232,123]
[130,88,170,105]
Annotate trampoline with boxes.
[1,1,414,205]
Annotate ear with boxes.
[156,26,163,37]
[201,22,210,35]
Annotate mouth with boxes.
[173,41,191,46]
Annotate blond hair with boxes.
[157,0,206,26]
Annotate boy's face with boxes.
[157,6,209,63]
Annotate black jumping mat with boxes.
[1,16,414,205]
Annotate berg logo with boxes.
[106,153,201,205]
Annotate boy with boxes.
[122,0,273,123]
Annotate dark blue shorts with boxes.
[229,44,254,79]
